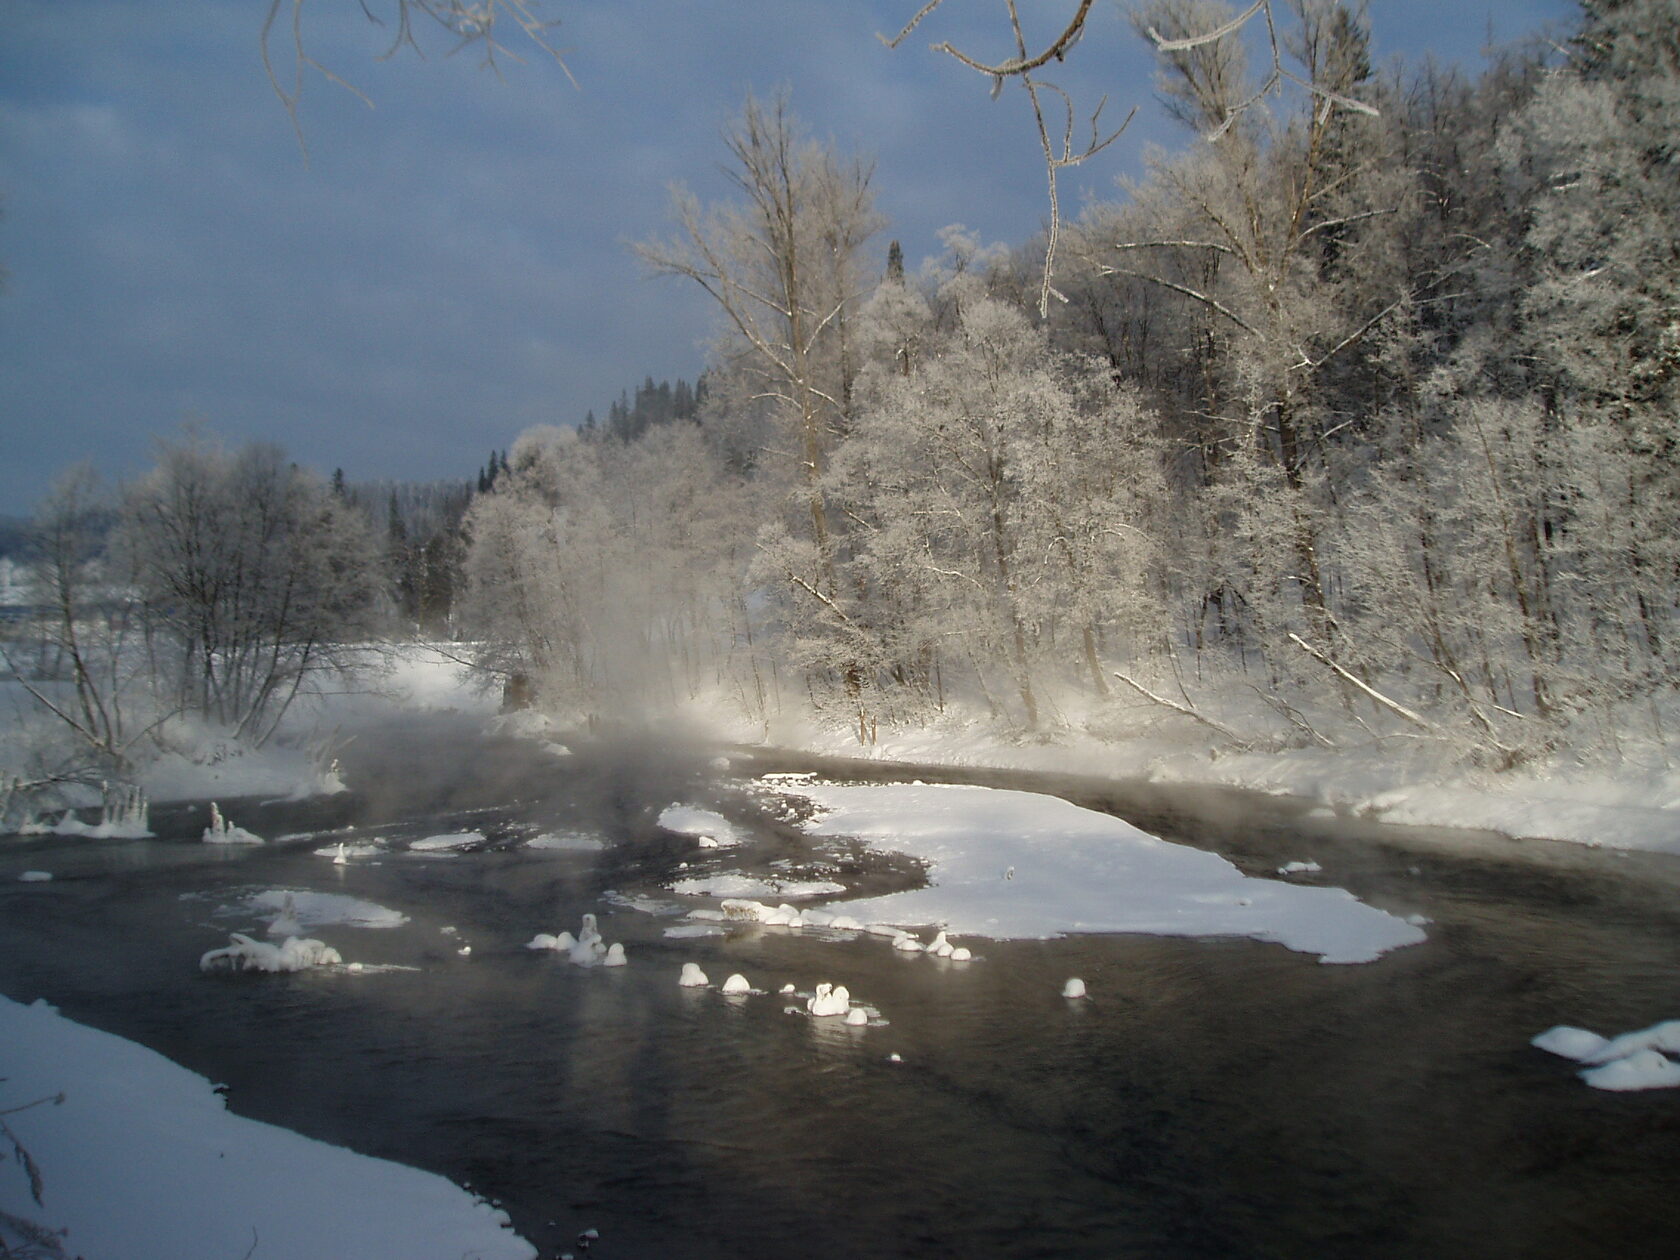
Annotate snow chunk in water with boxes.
[658,804,745,847]
[1278,860,1322,875]
[1532,1019,1680,1091]
[1580,1050,1680,1092]
[18,870,52,882]
[679,963,709,987]
[200,933,342,973]
[786,781,1425,965]
[1531,1025,1612,1062]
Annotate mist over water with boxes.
[4,715,1679,1258]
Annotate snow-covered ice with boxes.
[199,933,343,973]
[721,973,753,995]
[785,781,1426,964]
[408,831,484,852]
[1062,978,1088,999]
[18,870,52,882]
[0,993,534,1259]
[526,830,607,852]
[669,872,845,899]
[246,889,409,930]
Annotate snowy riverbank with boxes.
[0,993,535,1260]
[702,696,1680,859]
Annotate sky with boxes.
[0,0,1578,510]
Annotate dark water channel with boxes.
[4,714,1680,1259]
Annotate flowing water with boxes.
[4,714,1679,1259]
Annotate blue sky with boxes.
[0,1,1578,508]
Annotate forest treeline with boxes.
[464,0,1680,765]
[7,0,1674,783]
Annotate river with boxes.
[3,713,1678,1258]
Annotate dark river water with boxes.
[4,713,1680,1259]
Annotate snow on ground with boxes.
[0,993,535,1260]
[669,873,846,899]
[657,804,745,847]
[783,781,1426,965]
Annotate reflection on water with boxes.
[3,720,1679,1258]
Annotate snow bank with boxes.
[786,782,1426,965]
[0,993,535,1259]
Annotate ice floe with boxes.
[18,870,51,882]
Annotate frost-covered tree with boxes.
[118,432,383,743]
[828,286,1167,729]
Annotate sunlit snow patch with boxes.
[658,804,745,848]
[782,781,1427,965]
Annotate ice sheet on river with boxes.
[0,993,534,1259]
[788,782,1426,965]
